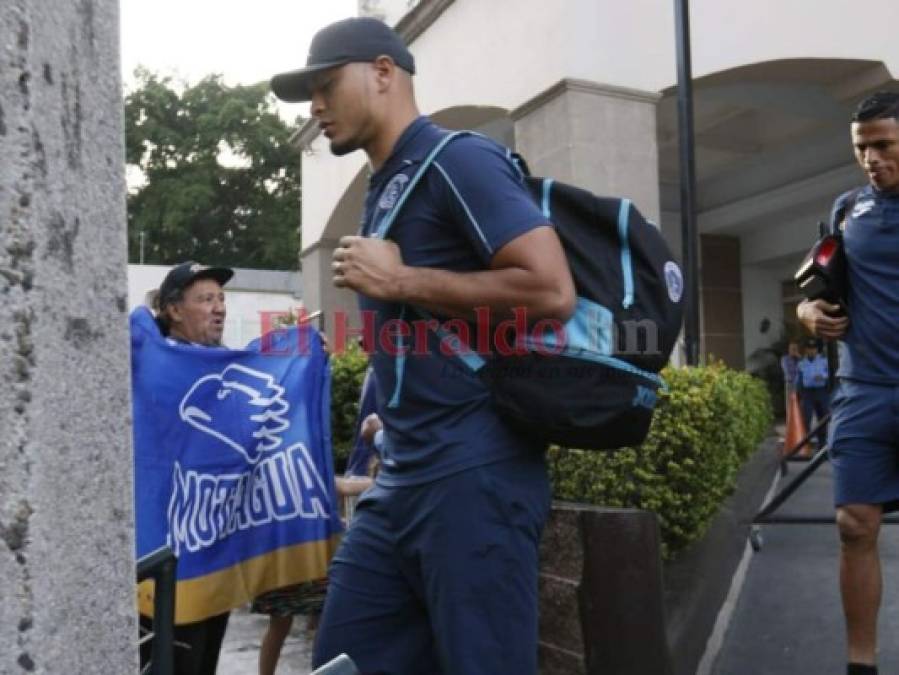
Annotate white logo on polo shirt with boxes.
[378,173,410,210]
[852,199,874,219]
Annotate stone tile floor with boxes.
[218,606,315,675]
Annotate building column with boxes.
[513,79,679,360]
[700,234,745,368]
[0,1,137,672]
[512,79,662,224]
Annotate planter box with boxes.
[538,504,672,675]
[538,438,779,675]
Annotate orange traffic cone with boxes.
[783,391,812,458]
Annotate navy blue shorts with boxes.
[312,454,551,675]
[829,379,899,510]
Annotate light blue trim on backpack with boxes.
[429,294,664,389]
[528,296,614,356]
[523,296,663,387]
[387,306,408,408]
[618,199,634,309]
[528,342,665,388]
[424,310,487,372]
[541,178,554,219]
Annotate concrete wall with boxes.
[0,1,137,672]
[513,80,661,224]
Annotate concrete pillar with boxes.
[301,239,361,344]
[512,79,662,225]
[539,504,672,674]
[700,234,745,368]
[0,1,137,672]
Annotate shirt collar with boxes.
[369,116,436,185]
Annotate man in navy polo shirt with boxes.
[272,16,575,675]
[798,91,899,675]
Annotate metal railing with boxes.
[750,414,899,551]
[136,546,177,675]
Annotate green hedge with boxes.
[329,344,369,471]
[548,363,772,558]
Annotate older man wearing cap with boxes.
[273,16,575,675]
[139,260,233,675]
[154,261,233,347]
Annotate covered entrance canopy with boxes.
[655,58,896,366]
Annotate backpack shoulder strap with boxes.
[373,130,472,240]
[373,130,476,409]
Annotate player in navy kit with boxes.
[272,17,575,675]
[798,91,899,675]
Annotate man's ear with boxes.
[166,303,184,326]
[371,55,396,92]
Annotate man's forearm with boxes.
[392,264,574,323]
[334,226,576,322]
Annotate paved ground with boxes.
[712,457,899,674]
[218,606,315,675]
[216,446,899,675]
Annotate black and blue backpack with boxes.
[374,131,685,450]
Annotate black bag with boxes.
[793,187,860,307]
[375,132,685,450]
[794,233,847,305]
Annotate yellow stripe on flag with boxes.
[138,534,341,624]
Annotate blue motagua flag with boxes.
[130,307,342,624]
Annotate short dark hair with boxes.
[852,91,899,123]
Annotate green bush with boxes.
[329,344,369,471]
[548,363,773,559]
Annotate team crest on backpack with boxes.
[664,261,684,304]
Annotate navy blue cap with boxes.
[158,261,233,308]
[271,17,415,102]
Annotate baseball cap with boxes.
[271,17,415,102]
[158,261,234,308]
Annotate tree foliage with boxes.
[125,70,302,269]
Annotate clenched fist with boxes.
[332,235,407,300]
[797,299,849,339]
